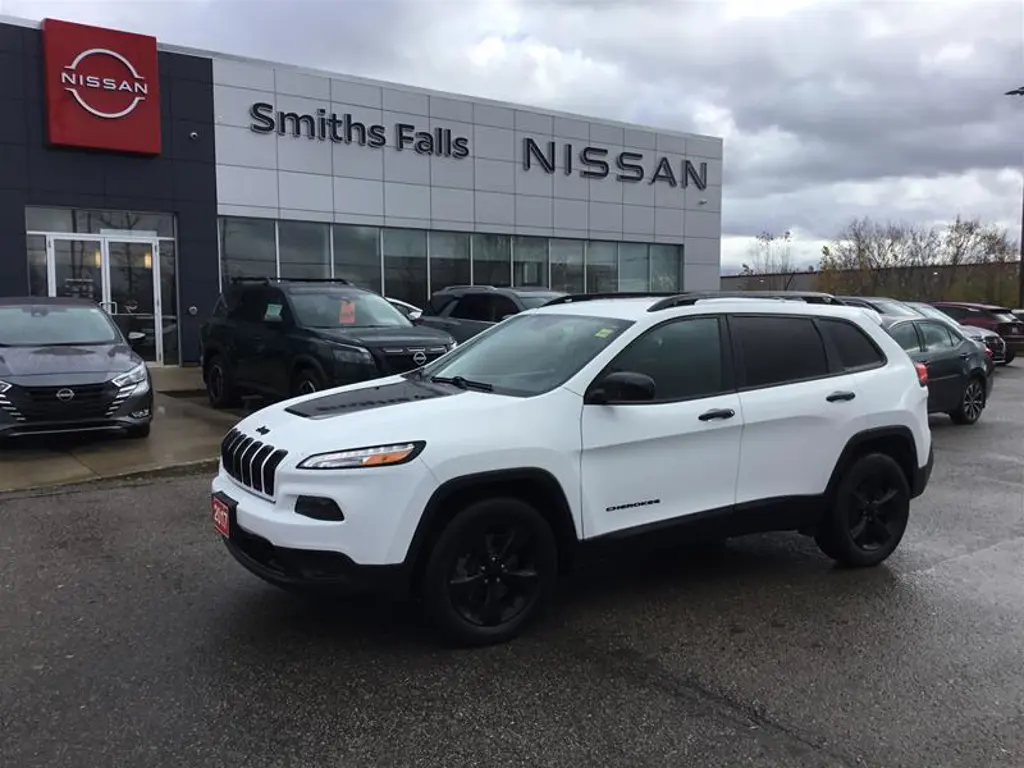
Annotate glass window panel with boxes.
[649,244,682,292]
[25,207,73,232]
[26,235,47,296]
[585,241,618,292]
[159,241,180,365]
[618,242,649,292]
[513,236,548,287]
[472,233,511,286]
[219,217,277,284]
[429,231,470,293]
[332,224,381,292]
[382,228,427,304]
[278,220,330,280]
[550,238,584,294]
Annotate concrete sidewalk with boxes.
[0,366,241,493]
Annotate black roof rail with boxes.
[229,276,353,286]
[543,292,678,306]
[436,284,496,292]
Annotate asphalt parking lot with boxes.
[2,366,1022,768]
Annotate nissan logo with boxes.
[412,351,427,366]
[56,388,75,403]
[60,48,149,119]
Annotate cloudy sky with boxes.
[4,0,1023,271]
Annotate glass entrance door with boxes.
[43,235,164,363]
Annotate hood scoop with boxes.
[284,377,463,419]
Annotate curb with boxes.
[8,457,220,497]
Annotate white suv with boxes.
[211,294,934,645]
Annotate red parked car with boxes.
[930,301,1024,364]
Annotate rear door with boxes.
[917,320,964,411]
[730,314,876,502]
[446,294,498,342]
[226,288,270,387]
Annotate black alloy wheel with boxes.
[292,369,323,397]
[815,453,910,568]
[423,497,558,646]
[950,377,985,425]
[206,356,238,409]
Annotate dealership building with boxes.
[0,15,724,366]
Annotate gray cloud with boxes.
[8,0,1023,263]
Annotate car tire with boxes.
[206,355,239,409]
[949,376,986,425]
[815,453,910,568]
[422,497,559,647]
[291,368,324,397]
[125,424,151,439]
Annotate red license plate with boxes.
[212,495,231,537]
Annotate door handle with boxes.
[698,408,735,421]
[826,391,856,402]
[959,352,969,359]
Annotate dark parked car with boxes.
[199,278,457,408]
[904,301,1005,368]
[0,297,153,439]
[416,285,566,342]
[929,301,1023,364]
[879,314,991,425]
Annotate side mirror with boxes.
[408,309,423,321]
[586,371,656,405]
[127,331,146,342]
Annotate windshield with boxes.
[909,303,958,324]
[416,312,633,396]
[519,294,564,309]
[0,305,121,346]
[869,299,918,317]
[290,290,412,329]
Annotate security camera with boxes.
[189,131,199,140]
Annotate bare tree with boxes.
[739,230,798,289]
[815,216,1017,302]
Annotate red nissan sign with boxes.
[42,18,162,155]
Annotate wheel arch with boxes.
[403,467,579,582]
[824,426,918,500]
[289,355,328,385]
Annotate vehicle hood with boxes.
[0,343,141,385]
[230,375,577,465]
[312,326,454,348]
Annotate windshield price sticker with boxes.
[339,300,357,325]
[594,328,614,338]
[264,303,283,320]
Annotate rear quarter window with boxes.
[817,318,886,371]
[730,315,829,389]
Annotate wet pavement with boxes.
[1,366,1022,768]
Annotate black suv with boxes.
[416,285,566,343]
[200,278,456,408]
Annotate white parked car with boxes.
[211,294,934,645]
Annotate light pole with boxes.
[1006,87,1024,308]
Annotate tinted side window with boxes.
[232,289,269,323]
[490,295,520,319]
[817,319,885,371]
[731,315,828,388]
[920,321,954,351]
[450,294,492,321]
[889,322,921,352]
[606,317,725,400]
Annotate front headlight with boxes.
[0,380,11,394]
[298,441,425,470]
[112,363,148,388]
[332,345,374,365]
[446,340,458,351]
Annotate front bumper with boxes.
[0,382,152,438]
[910,445,934,499]
[211,454,437,592]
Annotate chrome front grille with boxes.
[221,428,288,498]
[379,346,448,374]
[0,390,24,422]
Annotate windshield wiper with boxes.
[430,375,494,392]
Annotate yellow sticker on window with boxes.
[594,328,613,338]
